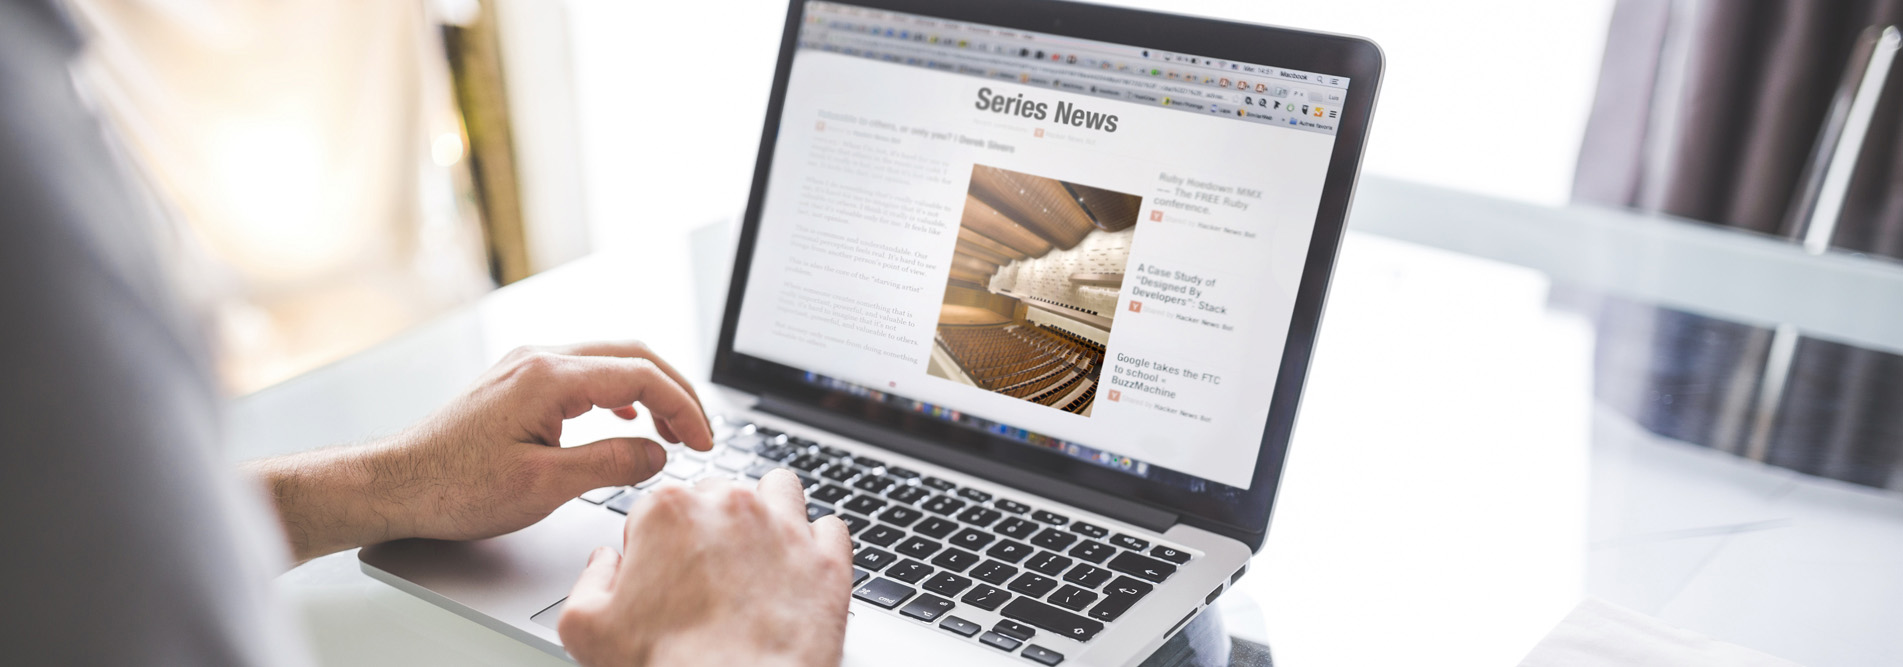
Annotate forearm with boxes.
[242,441,408,563]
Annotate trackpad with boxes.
[531,597,567,630]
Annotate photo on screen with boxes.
[925,165,1141,417]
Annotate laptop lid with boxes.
[713,0,1381,550]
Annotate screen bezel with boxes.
[712,0,1383,549]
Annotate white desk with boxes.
[233,177,1903,666]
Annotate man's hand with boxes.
[558,470,854,667]
[244,341,714,562]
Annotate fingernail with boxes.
[643,440,667,472]
[587,546,606,564]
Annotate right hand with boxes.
[558,469,855,667]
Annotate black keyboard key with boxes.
[920,476,957,491]
[887,485,929,504]
[852,568,868,586]
[853,548,897,571]
[956,506,1002,527]
[840,495,887,516]
[978,631,1021,652]
[948,528,995,551]
[1048,585,1098,612]
[1001,597,1104,642]
[1007,572,1059,598]
[1023,644,1065,665]
[994,499,1031,514]
[852,577,915,609]
[853,475,897,494]
[922,572,973,597]
[809,484,851,504]
[786,454,827,471]
[1088,577,1153,622]
[820,465,859,482]
[887,559,935,584]
[921,495,966,516]
[940,615,981,637]
[1150,545,1192,564]
[930,547,980,573]
[895,536,942,559]
[913,517,959,539]
[848,455,885,469]
[1030,528,1078,551]
[806,503,833,521]
[1068,541,1114,564]
[1106,551,1176,583]
[984,539,1033,564]
[878,506,923,527]
[885,466,920,479]
[1031,510,1069,525]
[995,517,1040,539]
[816,445,850,458]
[1069,522,1108,539]
[970,560,1018,585]
[1109,534,1150,551]
[1063,564,1113,589]
[756,443,796,461]
[956,488,993,503]
[743,461,783,479]
[992,619,1036,641]
[796,472,821,489]
[860,524,906,547]
[837,514,870,534]
[960,583,1012,611]
[899,593,955,622]
[1024,551,1073,576]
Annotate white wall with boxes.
[990,228,1134,320]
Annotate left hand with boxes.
[247,340,714,562]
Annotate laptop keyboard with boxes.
[577,418,1200,665]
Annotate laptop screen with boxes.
[731,1,1352,494]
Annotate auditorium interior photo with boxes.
[926,165,1143,417]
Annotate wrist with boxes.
[245,439,412,562]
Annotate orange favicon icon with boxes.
[1129,300,1143,313]
[1034,128,1044,138]
[1107,389,1122,402]
[1149,210,1163,222]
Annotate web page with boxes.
[732,2,1349,490]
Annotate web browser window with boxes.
[733,1,1352,490]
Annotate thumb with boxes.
[545,437,668,498]
[566,546,621,609]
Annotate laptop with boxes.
[361,0,1380,664]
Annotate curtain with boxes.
[1577,0,1903,490]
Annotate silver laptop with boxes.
[362,1,1381,664]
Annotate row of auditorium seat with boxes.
[937,323,1106,415]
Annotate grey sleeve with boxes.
[0,1,311,664]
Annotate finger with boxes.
[541,437,668,497]
[556,340,710,434]
[756,468,809,525]
[612,405,639,420]
[654,415,682,445]
[811,514,852,559]
[565,546,621,608]
[552,356,716,452]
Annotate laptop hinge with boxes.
[755,396,1180,533]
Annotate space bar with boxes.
[1002,597,1105,642]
